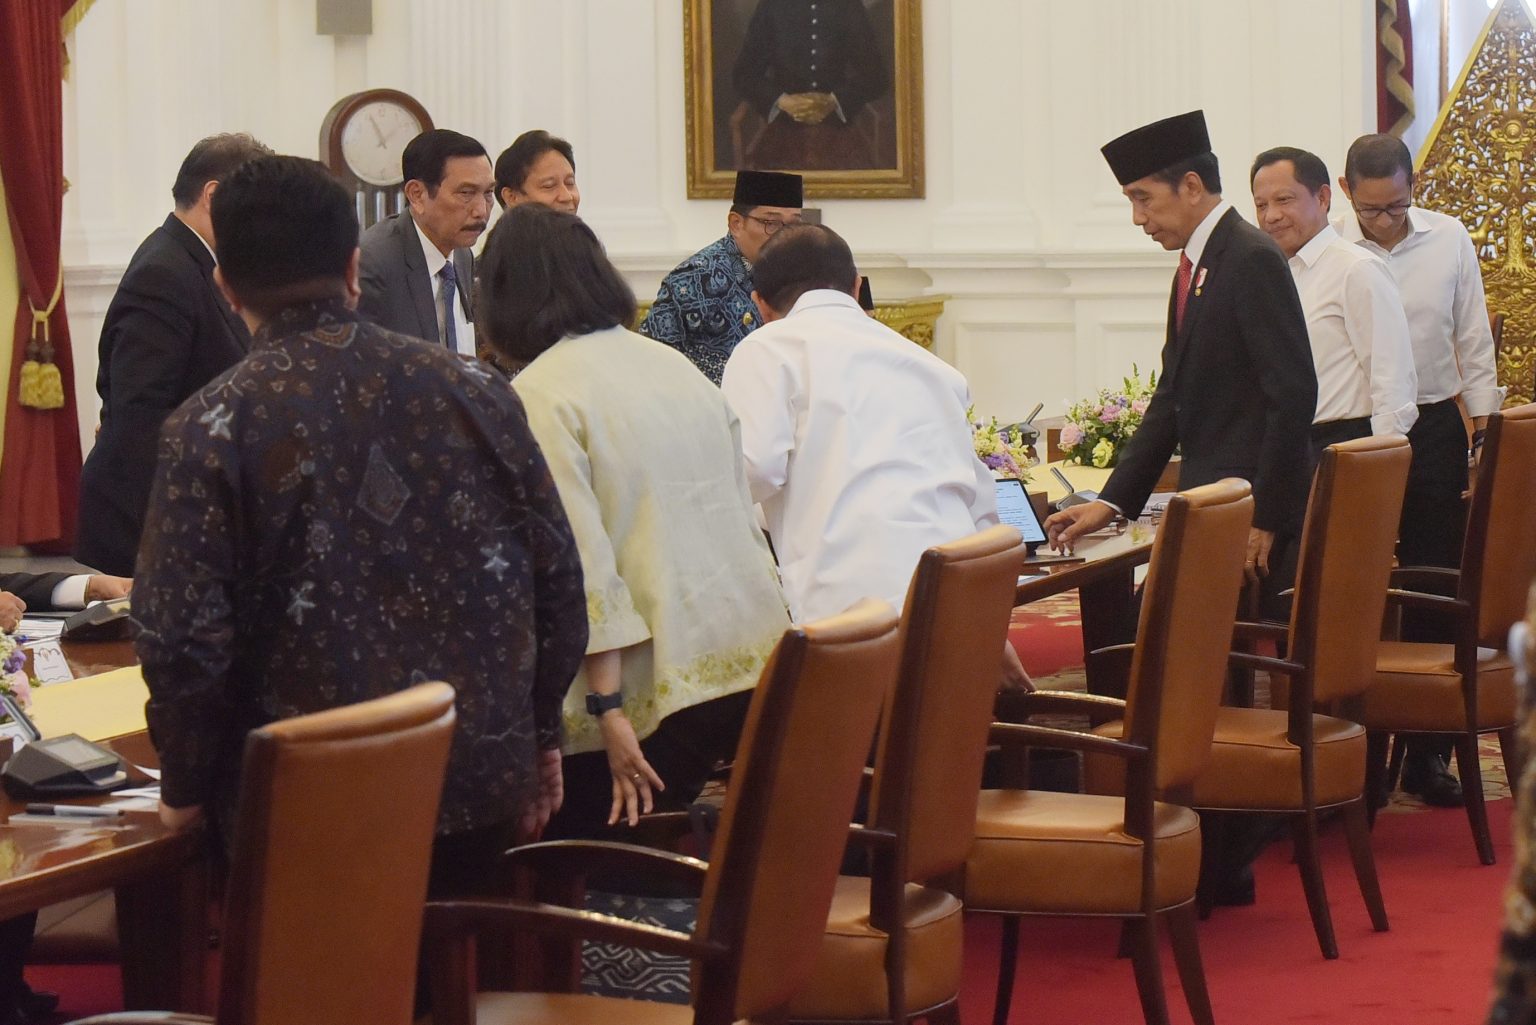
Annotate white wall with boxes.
[60,0,1374,457]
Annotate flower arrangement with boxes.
[0,630,32,713]
[969,407,1035,481]
[1060,366,1158,469]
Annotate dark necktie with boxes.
[439,261,459,352]
[1174,252,1193,332]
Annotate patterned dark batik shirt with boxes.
[639,234,760,385]
[133,300,588,835]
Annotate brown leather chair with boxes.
[785,525,1027,1025]
[1086,436,1411,958]
[424,600,903,1025]
[69,681,458,1025]
[1357,403,1536,864]
[964,479,1254,1025]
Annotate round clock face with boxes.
[339,100,424,187]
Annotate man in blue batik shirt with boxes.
[640,170,803,384]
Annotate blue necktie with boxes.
[439,261,459,352]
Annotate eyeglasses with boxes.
[1352,200,1411,219]
[745,214,800,235]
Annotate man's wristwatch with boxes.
[585,692,623,716]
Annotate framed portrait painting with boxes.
[685,0,924,199]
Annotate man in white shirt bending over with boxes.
[721,224,1018,666]
[1334,133,1504,808]
[1250,146,1418,462]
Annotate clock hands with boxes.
[368,112,388,148]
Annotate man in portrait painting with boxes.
[729,0,890,171]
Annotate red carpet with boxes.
[961,800,1511,1025]
[23,804,1513,1024]
[1008,593,1087,685]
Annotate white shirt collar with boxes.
[1182,199,1231,270]
[413,217,449,278]
[785,288,864,317]
[1290,223,1340,270]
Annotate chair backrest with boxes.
[1291,435,1413,703]
[217,682,457,1025]
[1122,479,1253,793]
[1464,404,1536,646]
[694,600,902,1024]
[868,524,1026,882]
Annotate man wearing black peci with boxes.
[1046,110,1316,613]
[1045,111,1317,908]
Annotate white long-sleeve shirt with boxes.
[721,289,998,623]
[1289,225,1418,435]
[1334,207,1503,416]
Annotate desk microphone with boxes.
[1050,466,1101,512]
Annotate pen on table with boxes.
[23,804,124,819]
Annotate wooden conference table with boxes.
[5,636,206,1012]
[1019,459,1161,692]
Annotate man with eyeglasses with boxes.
[640,170,803,384]
[1334,133,1503,809]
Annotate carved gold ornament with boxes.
[1416,0,1536,405]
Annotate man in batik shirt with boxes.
[640,170,802,384]
[133,156,589,875]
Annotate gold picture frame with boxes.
[685,0,925,200]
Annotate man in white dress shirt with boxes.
[1334,133,1504,807]
[721,224,1001,625]
[1250,147,1417,461]
[358,129,491,356]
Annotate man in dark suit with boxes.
[1047,111,1316,590]
[76,133,272,578]
[0,572,130,629]
[357,130,491,356]
[1045,112,1317,910]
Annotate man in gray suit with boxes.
[358,129,494,355]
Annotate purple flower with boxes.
[1060,423,1083,447]
[1132,398,1150,415]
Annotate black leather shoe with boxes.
[1403,754,1465,807]
[0,987,59,1025]
[1199,864,1256,908]
[17,985,57,1019]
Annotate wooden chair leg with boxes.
[1454,732,1496,865]
[1386,733,1407,792]
[1165,903,1214,1025]
[1290,810,1338,959]
[1127,915,1172,1025]
[1499,726,1523,791]
[992,916,1020,1025]
[1365,730,1390,829]
[1341,798,1389,932]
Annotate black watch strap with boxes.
[585,691,623,716]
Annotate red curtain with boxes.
[1377,0,1416,136]
[0,1,82,549]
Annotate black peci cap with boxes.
[733,170,804,208]
[1101,110,1212,186]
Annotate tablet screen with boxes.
[994,478,1047,546]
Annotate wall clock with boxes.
[320,89,434,228]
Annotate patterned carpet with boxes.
[582,891,694,1003]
